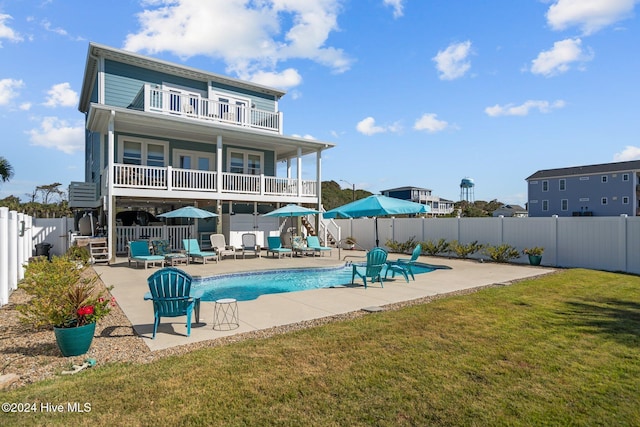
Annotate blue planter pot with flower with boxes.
[54,322,96,357]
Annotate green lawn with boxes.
[4,269,640,426]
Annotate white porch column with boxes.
[216,135,223,194]
[286,158,292,179]
[107,111,115,262]
[316,148,323,238]
[297,147,302,197]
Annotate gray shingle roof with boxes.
[526,160,640,180]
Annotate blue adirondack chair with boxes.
[266,236,292,258]
[305,235,332,257]
[144,267,201,339]
[385,244,422,281]
[352,247,388,288]
[128,240,165,269]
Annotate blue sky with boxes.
[1,0,639,206]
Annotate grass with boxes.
[3,269,640,426]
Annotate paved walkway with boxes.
[93,251,555,351]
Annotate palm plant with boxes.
[0,156,14,183]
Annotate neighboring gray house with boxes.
[381,186,455,216]
[492,204,528,217]
[526,160,640,217]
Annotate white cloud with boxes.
[27,117,84,154]
[546,0,639,35]
[0,78,24,106]
[248,68,302,90]
[356,117,386,135]
[123,0,351,87]
[432,41,472,80]
[0,14,23,46]
[383,0,405,18]
[413,113,448,133]
[43,83,79,108]
[530,38,593,77]
[356,117,402,136]
[485,100,566,117]
[613,146,640,161]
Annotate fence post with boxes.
[8,210,18,292]
[16,212,25,281]
[0,207,8,305]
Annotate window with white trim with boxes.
[119,137,168,166]
[542,200,549,211]
[623,173,629,181]
[559,179,566,191]
[542,180,548,192]
[227,149,263,175]
[601,197,608,205]
[601,175,608,183]
[623,196,629,204]
[174,150,215,171]
[561,199,568,211]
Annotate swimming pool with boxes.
[193,263,440,302]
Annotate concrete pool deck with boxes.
[93,251,555,351]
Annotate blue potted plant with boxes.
[522,246,544,266]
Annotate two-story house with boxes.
[381,186,455,216]
[70,42,334,260]
[526,160,640,217]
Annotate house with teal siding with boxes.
[70,43,335,260]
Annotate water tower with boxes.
[460,177,475,202]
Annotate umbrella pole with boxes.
[375,217,379,247]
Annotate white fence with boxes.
[1,208,33,306]
[336,215,640,275]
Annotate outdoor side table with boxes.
[213,298,239,330]
[164,252,188,266]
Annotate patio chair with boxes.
[385,244,422,282]
[144,267,202,339]
[128,240,165,269]
[266,236,293,258]
[352,247,388,288]
[305,235,332,257]
[210,234,237,260]
[182,238,218,264]
[240,233,261,258]
[292,235,314,257]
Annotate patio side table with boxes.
[213,298,239,330]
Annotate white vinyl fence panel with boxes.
[335,215,640,274]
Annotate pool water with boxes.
[193,263,438,302]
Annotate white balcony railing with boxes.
[111,164,316,198]
[142,85,282,133]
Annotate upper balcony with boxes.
[131,84,282,134]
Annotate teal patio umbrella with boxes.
[158,206,218,252]
[323,195,429,247]
[263,204,321,235]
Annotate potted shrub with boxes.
[17,255,114,356]
[522,246,544,266]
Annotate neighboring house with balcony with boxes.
[69,42,335,260]
[381,186,455,216]
[526,160,640,217]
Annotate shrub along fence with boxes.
[336,215,640,274]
